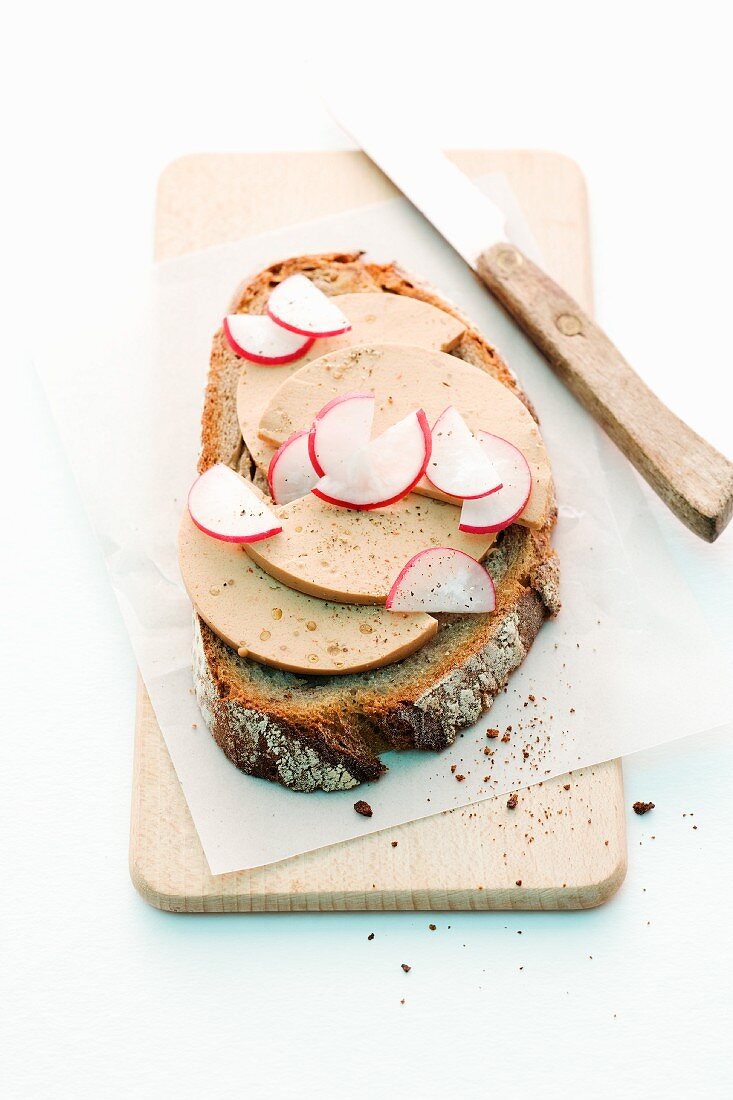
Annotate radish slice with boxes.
[313,409,431,510]
[188,464,282,543]
[426,405,503,499]
[268,431,319,506]
[459,432,533,533]
[308,391,375,477]
[386,547,496,613]
[223,314,315,365]
[267,274,352,337]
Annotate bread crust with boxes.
[192,253,560,792]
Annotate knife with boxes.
[328,105,733,542]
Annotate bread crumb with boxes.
[633,801,655,815]
[507,792,519,809]
[354,800,373,817]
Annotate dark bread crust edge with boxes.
[192,253,560,792]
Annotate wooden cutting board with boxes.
[130,150,627,912]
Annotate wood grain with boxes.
[477,243,733,542]
[130,149,627,912]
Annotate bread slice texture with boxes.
[193,252,560,792]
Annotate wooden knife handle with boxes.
[477,243,733,542]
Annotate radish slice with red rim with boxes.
[308,391,375,477]
[386,547,496,613]
[459,432,533,533]
[426,405,503,499]
[268,431,319,506]
[223,314,315,365]
[267,274,352,337]
[312,409,431,510]
[188,464,282,543]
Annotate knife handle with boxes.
[477,243,733,542]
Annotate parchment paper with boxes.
[36,175,731,874]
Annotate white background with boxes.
[1,2,731,1096]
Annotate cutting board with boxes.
[130,150,627,912]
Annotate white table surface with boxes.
[2,2,732,1096]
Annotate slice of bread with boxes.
[193,253,560,792]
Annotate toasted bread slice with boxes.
[193,253,560,792]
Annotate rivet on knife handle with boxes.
[477,243,733,542]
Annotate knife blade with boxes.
[332,130,507,268]
[327,99,733,543]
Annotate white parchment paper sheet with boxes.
[37,175,731,874]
